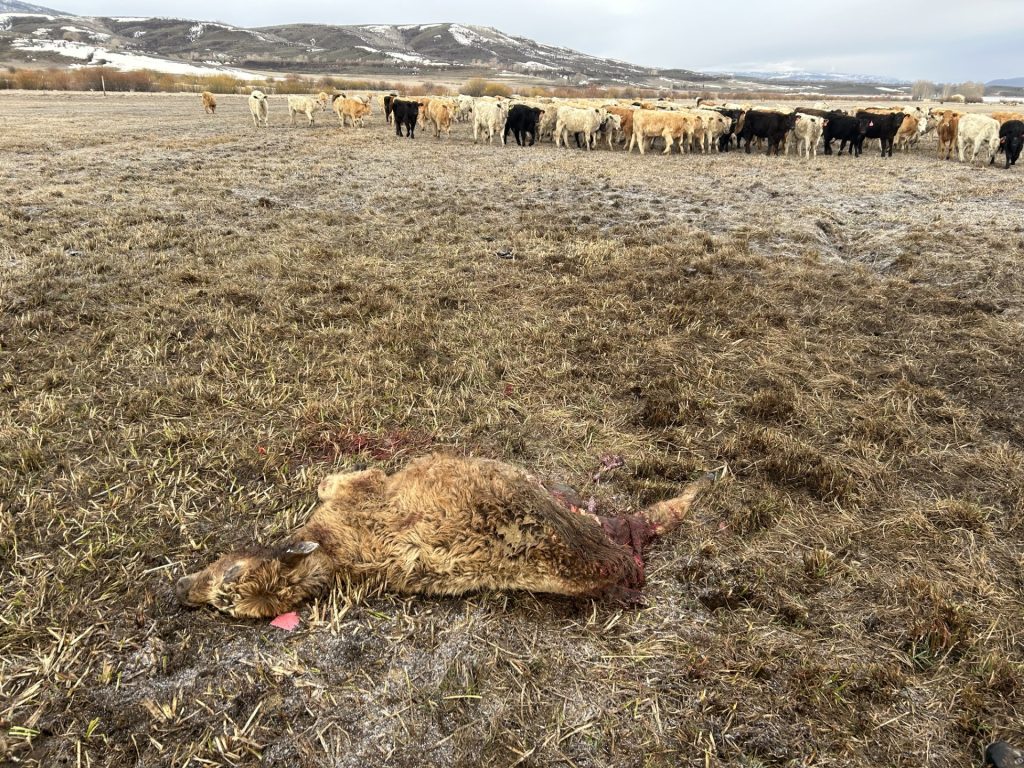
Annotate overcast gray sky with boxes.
[49,0,1024,82]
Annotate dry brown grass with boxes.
[1,90,1023,767]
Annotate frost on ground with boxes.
[0,91,1022,768]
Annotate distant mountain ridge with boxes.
[710,67,909,86]
[1,6,1001,94]
[987,76,1024,87]
[0,14,723,87]
[0,0,64,12]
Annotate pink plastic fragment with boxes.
[270,612,300,631]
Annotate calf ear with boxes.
[278,541,319,566]
[223,563,244,583]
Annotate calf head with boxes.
[176,540,328,618]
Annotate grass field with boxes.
[2,90,1023,767]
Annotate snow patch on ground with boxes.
[448,24,479,47]
[0,12,55,23]
[11,37,264,79]
[60,25,111,41]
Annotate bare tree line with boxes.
[912,80,987,102]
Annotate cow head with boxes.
[176,540,329,618]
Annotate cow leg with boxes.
[662,129,674,155]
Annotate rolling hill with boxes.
[0,7,954,95]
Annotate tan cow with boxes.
[176,454,716,618]
[201,91,217,114]
[991,112,1024,125]
[629,110,695,155]
[333,97,372,128]
[425,98,456,138]
[604,105,635,148]
[894,114,921,151]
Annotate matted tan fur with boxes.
[176,454,711,618]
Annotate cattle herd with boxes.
[202,89,1024,169]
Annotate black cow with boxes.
[996,120,1024,169]
[797,107,847,121]
[504,104,544,146]
[738,110,797,155]
[383,94,398,125]
[713,108,743,151]
[855,111,904,157]
[392,99,419,138]
[823,115,863,156]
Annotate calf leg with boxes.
[662,129,674,155]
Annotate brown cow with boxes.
[932,109,963,160]
[176,454,715,617]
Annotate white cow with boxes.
[789,113,825,158]
[957,113,1001,164]
[554,106,608,150]
[455,95,474,122]
[248,90,269,128]
[694,109,732,152]
[537,106,560,142]
[287,94,328,127]
[592,112,622,149]
[472,98,508,144]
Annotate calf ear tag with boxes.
[270,612,301,631]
